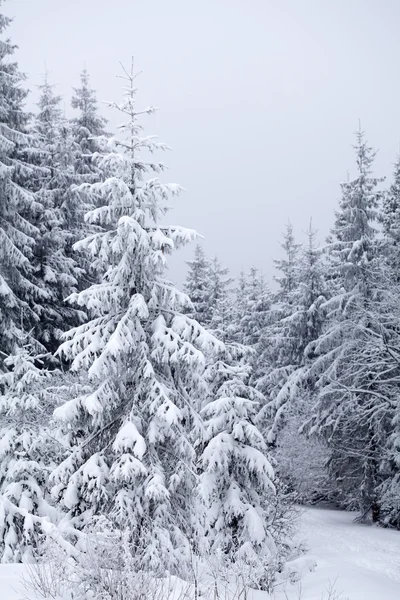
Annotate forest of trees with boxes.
[184,131,400,530]
[0,0,399,597]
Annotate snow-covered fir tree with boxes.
[254,226,302,442]
[33,75,86,352]
[184,258,287,583]
[0,347,59,562]
[304,129,387,518]
[50,61,223,577]
[184,243,212,325]
[184,248,234,338]
[273,221,301,303]
[71,67,107,180]
[199,358,278,584]
[257,222,326,444]
[0,5,45,361]
[230,270,249,346]
[381,153,400,279]
[208,256,233,317]
[61,69,110,292]
[240,267,271,350]
[207,257,234,343]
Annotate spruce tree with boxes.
[0,4,45,360]
[71,67,107,180]
[184,243,212,325]
[240,267,271,350]
[33,75,85,352]
[199,360,277,575]
[381,154,400,279]
[305,130,386,518]
[273,221,301,303]
[255,226,302,442]
[51,62,222,576]
[0,348,58,562]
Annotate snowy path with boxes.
[274,507,400,599]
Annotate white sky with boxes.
[7,0,400,284]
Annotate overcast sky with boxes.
[7,0,400,284]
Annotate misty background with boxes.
[7,0,400,283]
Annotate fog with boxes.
[8,0,400,283]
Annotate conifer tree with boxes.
[230,270,248,346]
[71,67,107,180]
[255,226,302,441]
[66,68,109,289]
[51,62,222,576]
[381,154,400,279]
[208,256,232,314]
[199,359,277,576]
[33,75,85,352]
[258,224,329,499]
[0,348,59,562]
[207,258,234,343]
[184,248,234,336]
[184,244,212,325]
[0,4,45,360]
[305,130,386,518]
[240,267,271,350]
[273,221,301,303]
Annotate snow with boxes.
[1,507,400,599]
[0,565,28,600]
[273,507,400,600]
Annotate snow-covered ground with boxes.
[1,508,399,600]
[273,507,400,599]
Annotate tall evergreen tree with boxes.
[208,256,232,314]
[305,130,386,518]
[33,75,85,352]
[381,154,400,279]
[0,4,45,360]
[273,221,301,303]
[184,243,212,325]
[257,223,329,500]
[255,226,302,442]
[240,267,271,350]
[199,359,277,577]
[71,67,107,180]
[50,62,223,577]
[66,68,109,289]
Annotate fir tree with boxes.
[184,244,212,325]
[199,360,277,573]
[71,67,107,180]
[207,258,234,343]
[208,256,233,316]
[231,270,248,346]
[381,154,400,279]
[51,62,222,576]
[0,348,59,562]
[0,4,45,360]
[33,75,85,352]
[70,66,108,229]
[258,223,327,462]
[255,225,303,442]
[240,267,271,350]
[273,221,301,303]
[305,129,386,518]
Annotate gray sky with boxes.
[7,0,400,285]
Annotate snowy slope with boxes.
[1,508,399,600]
[274,507,400,599]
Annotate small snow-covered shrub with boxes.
[24,518,195,600]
